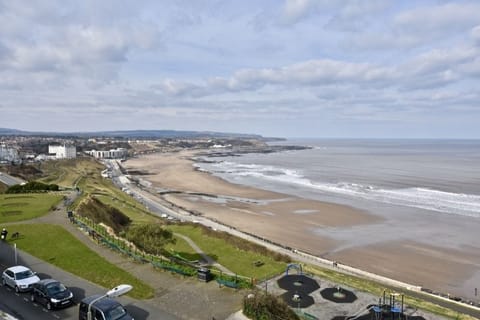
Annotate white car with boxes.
[1,265,40,293]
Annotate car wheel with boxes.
[15,286,20,293]
[31,294,35,302]
[46,302,52,310]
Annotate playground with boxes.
[263,264,445,320]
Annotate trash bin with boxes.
[197,268,212,282]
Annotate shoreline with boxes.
[123,150,480,301]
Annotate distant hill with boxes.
[0,128,271,140]
[0,128,23,135]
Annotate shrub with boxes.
[76,196,131,233]
[126,223,175,256]
[6,181,59,193]
[243,290,300,320]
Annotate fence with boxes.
[71,214,253,286]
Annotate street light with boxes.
[87,284,133,320]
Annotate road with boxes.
[0,172,25,187]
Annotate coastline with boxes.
[124,150,480,301]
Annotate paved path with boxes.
[174,233,234,274]
[0,171,25,186]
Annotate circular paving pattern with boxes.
[277,274,320,308]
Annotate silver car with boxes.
[1,265,40,293]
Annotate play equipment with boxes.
[285,263,303,275]
[342,290,405,320]
[372,290,404,320]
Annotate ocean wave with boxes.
[205,161,480,218]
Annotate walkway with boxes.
[174,233,234,274]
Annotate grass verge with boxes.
[167,224,286,280]
[7,223,154,299]
[0,193,63,223]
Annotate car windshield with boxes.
[46,282,67,295]
[15,270,35,280]
[105,305,127,320]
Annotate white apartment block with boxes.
[85,148,128,159]
[48,145,77,159]
[0,145,20,162]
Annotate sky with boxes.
[1,0,480,138]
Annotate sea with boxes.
[197,139,480,249]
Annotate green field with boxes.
[95,194,157,224]
[0,193,63,223]
[164,235,202,261]
[7,224,154,299]
[168,224,286,279]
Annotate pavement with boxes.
[0,171,25,187]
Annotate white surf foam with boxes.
[206,161,480,218]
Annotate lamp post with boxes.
[87,284,133,320]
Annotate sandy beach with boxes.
[124,151,480,300]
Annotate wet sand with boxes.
[124,151,480,300]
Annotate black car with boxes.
[79,295,134,320]
[31,278,74,310]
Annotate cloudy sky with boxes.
[1,0,480,138]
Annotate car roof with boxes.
[36,278,60,286]
[81,295,122,311]
[6,265,31,273]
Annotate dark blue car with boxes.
[31,278,74,310]
[79,294,134,320]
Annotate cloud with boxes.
[472,25,480,45]
[325,0,392,31]
[0,1,162,88]
[281,0,317,24]
[393,2,480,41]
[0,1,479,137]
[172,59,395,96]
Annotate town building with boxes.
[48,145,77,159]
[0,144,20,163]
[85,148,128,159]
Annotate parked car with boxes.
[78,295,134,320]
[1,265,40,293]
[31,278,74,310]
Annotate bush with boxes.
[243,290,300,320]
[6,181,59,193]
[76,196,131,233]
[126,223,175,256]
